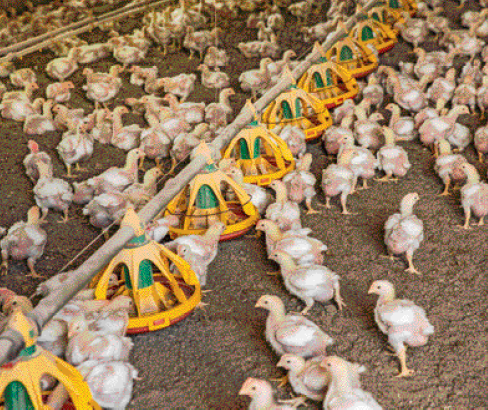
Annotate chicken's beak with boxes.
[238,386,248,396]
[367,285,376,294]
[276,357,285,367]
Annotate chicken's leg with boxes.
[65,163,74,178]
[167,158,178,175]
[478,151,484,163]
[318,196,331,208]
[340,192,355,215]
[279,395,307,407]
[1,253,8,275]
[462,207,471,230]
[405,251,421,275]
[270,375,288,388]
[39,208,49,223]
[375,172,398,183]
[26,258,43,278]
[305,197,319,214]
[439,177,451,196]
[396,346,415,378]
[359,179,368,190]
[57,209,70,224]
[75,163,86,172]
[334,282,346,311]
[300,300,314,315]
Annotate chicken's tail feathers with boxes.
[423,323,434,336]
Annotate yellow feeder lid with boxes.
[261,67,332,142]
[325,33,378,79]
[368,3,405,31]
[221,101,295,186]
[90,208,201,334]
[298,43,359,109]
[349,18,397,54]
[164,152,259,240]
[387,0,417,16]
[0,310,100,410]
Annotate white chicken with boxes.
[375,126,411,182]
[255,219,326,266]
[369,280,434,378]
[23,139,53,183]
[459,163,488,229]
[321,164,354,214]
[266,180,302,232]
[33,162,74,223]
[269,251,344,314]
[384,192,424,274]
[321,356,381,409]
[56,123,94,177]
[1,206,47,278]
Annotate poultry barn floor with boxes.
[0,1,487,409]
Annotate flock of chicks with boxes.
[0,0,487,408]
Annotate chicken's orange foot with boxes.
[270,375,288,388]
[57,210,70,224]
[265,270,280,276]
[279,396,307,407]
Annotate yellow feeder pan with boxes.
[325,34,378,79]
[387,0,417,16]
[298,43,359,109]
[90,208,201,334]
[164,154,259,240]
[261,69,332,142]
[0,310,100,410]
[349,18,397,54]
[368,3,405,31]
[221,102,295,186]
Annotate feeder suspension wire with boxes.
[0,0,382,366]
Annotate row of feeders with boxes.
[0,7,408,408]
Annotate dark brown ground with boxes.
[0,1,487,409]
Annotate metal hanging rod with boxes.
[0,0,175,62]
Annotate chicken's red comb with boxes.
[27,139,38,152]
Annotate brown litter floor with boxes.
[0,1,487,409]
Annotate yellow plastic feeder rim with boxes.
[387,0,417,16]
[164,162,259,240]
[90,209,202,334]
[0,310,100,410]
[261,82,332,142]
[325,35,378,79]
[349,19,397,54]
[368,4,405,31]
[222,120,295,186]
[298,43,359,109]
